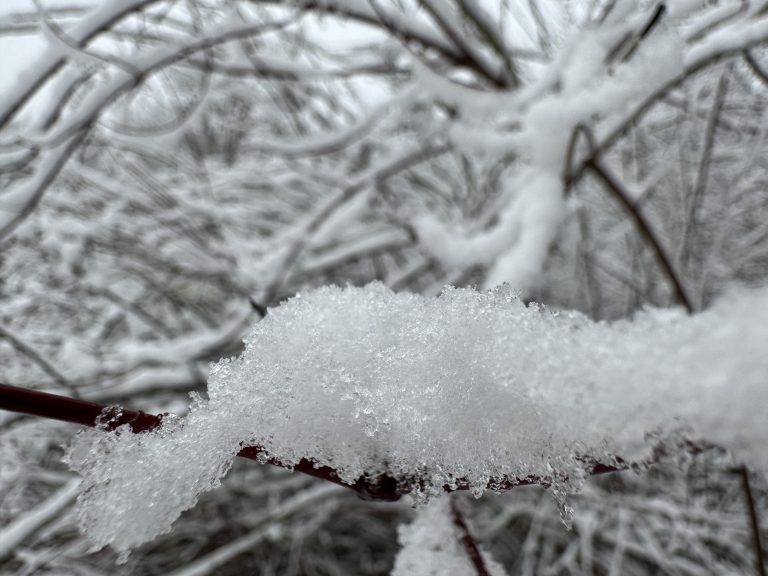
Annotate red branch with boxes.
[0,383,712,501]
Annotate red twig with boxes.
[0,383,713,502]
[0,382,160,433]
[0,382,403,499]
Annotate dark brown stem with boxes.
[744,50,768,87]
[566,124,695,313]
[450,497,491,576]
[0,382,159,433]
[681,69,729,271]
[732,465,766,576]
[587,157,695,313]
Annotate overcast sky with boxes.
[0,0,564,86]
[2,0,109,98]
[1,1,44,95]
[0,0,567,127]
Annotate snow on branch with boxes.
[408,2,768,293]
[64,282,768,556]
[0,0,160,130]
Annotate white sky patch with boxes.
[0,0,100,125]
[0,1,46,95]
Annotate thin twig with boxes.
[455,0,520,87]
[619,3,667,63]
[450,497,491,576]
[248,297,267,318]
[732,465,766,576]
[588,159,695,313]
[0,323,76,395]
[419,0,511,88]
[566,124,695,313]
[744,50,768,87]
[680,68,729,274]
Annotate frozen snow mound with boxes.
[68,282,768,555]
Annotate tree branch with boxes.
[0,323,75,393]
[0,382,715,503]
[0,0,163,130]
[566,125,696,313]
[731,465,767,576]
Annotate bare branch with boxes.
[731,465,767,576]
[450,497,492,576]
[0,0,163,130]
[567,125,696,313]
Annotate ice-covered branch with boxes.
[43,282,768,554]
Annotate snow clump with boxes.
[67,282,768,555]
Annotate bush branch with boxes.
[0,382,713,502]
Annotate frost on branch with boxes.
[67,282,768,555]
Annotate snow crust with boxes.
[67,282,768,555]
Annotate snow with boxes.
[414,169,564,291]
[685,16,768,69]
[391,498,508,576]
[483,171,564,290]
[67,282,768,556]
[411,10,689,291]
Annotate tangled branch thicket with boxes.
[1,1,768,574]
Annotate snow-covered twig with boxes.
[0,0,162,130]
[165,484,341,576]
[0,323,74,393]
[0,381,716,504]
[0,478,79,562]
